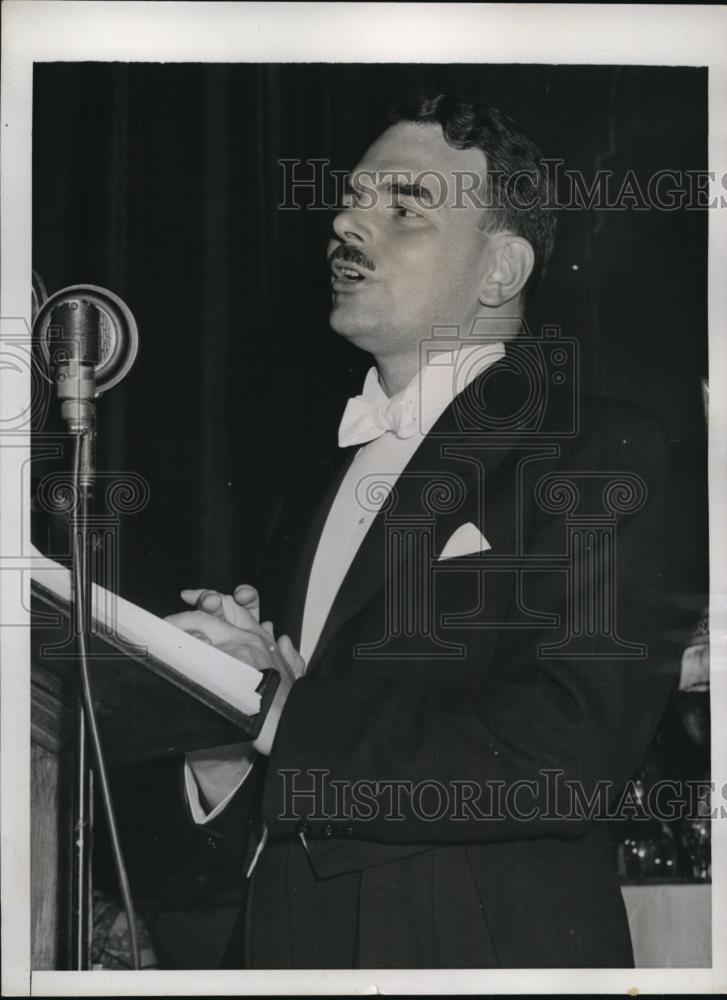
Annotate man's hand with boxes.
[166,606,286,673]
[180,584,261,627]
[165,593,305,754]
[176,583,305,678]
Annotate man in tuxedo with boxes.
[167,94,681,968]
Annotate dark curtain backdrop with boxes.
[31,65,709,952]
[32,62,708,617]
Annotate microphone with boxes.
[33,284,139,484]
[31,283,141,969]
[33,284,139,433]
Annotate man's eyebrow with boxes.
[344,175,435,204]
[381,180,434,204]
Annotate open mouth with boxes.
[328,246,375,287]
[330,260,367,283]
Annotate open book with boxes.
[30,546,277,762]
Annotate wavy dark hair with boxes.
[386,94,557,305]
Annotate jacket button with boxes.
[297,820,309,835]
[205,836,217,852]
[323,823,334,837]
[345,824,355,837]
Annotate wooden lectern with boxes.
[29,577,277,970]
[31,623,76,969]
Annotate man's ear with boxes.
[478,234,535,308]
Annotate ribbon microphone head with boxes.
[33,284,139,432]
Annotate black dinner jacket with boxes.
[209,350,687,968]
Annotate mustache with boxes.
[328,244,376,273]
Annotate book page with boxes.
[30,545,263,718]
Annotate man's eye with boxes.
[393,205,419,219]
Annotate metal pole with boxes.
[70,480,93,969]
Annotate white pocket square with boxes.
[438,522,491,560]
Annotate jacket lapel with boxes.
[304,359,527,671]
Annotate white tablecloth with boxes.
[622,883,711,967]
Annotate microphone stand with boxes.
[68,405,141,971]
[70,425,94,970]
[43,297,140,970]
[48,299,99,969]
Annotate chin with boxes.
[329,304,378,344]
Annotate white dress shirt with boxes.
[300,340,505,664]
[187,340,505,825]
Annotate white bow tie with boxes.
[338,343,507,449]
[338,389,419,447]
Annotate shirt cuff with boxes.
[184,751,256,825]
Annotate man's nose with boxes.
[331,202,370,244]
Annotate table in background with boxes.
[622,883,711,967]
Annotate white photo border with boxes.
[2,1,726,996]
